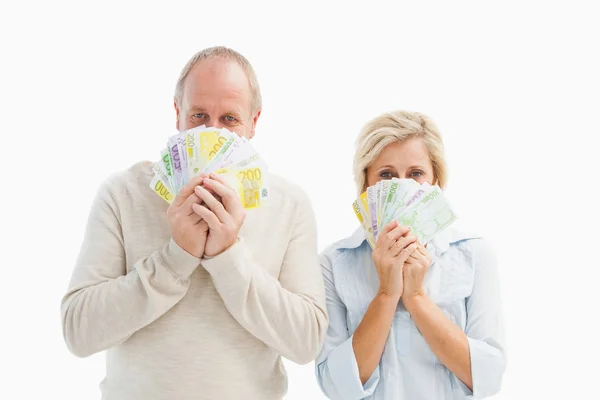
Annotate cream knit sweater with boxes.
[61,161,328,400]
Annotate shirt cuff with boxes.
[453,373,474,398]
[321,335,380,399]
[455,336,505,398]
[159,238,202,280]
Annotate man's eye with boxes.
[224,115,236,122]
[193,113,207,119]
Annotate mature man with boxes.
[61,46,328,400]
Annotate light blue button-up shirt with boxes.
[315,226,506,399]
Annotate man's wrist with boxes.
[202,237,239,260]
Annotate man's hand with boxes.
[166,174,210,258]
[192,172,246,258]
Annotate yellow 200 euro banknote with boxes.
[150,174,174,204]
[352,198,375,248]
[217,158,269,209]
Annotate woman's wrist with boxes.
[375,290,401,306]
[402,290,427,312]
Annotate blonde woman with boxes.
[315,111,506,399]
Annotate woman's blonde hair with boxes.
[353,110,448,195]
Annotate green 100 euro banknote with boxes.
[149,126,270,209]
[353,178,456,248]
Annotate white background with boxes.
[1,1,599,399]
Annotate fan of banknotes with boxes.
[150,125,269,209]
[352,178,457,248]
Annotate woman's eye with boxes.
[410,171,423,177]
[380,171,392,178]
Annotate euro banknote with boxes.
[150,126,270,209]
[353,178,456,248]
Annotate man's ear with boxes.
[248,109,262,139]
[174,100,181,131]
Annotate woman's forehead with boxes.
[373,139,431,167]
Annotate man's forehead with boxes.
[182,58,252,110]
[185,102,243,115]
[183,90,247,113]
[185,59,250,91]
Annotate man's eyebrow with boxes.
[187,108,243,118]
[188,106,208,113]
[223,110,242,118]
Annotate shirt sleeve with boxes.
[455,238,507,398]
[314,249,380,400]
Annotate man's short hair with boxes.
[174,46,262,114]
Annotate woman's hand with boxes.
[372,220,418,300]
[398,241,476,391]
[352,221,418,384]
[401,242,433,302]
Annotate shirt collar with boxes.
[336,226,368,250]
[336,225,480,255]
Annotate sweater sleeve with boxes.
[201,188,328,364]
[61,177,201,357]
